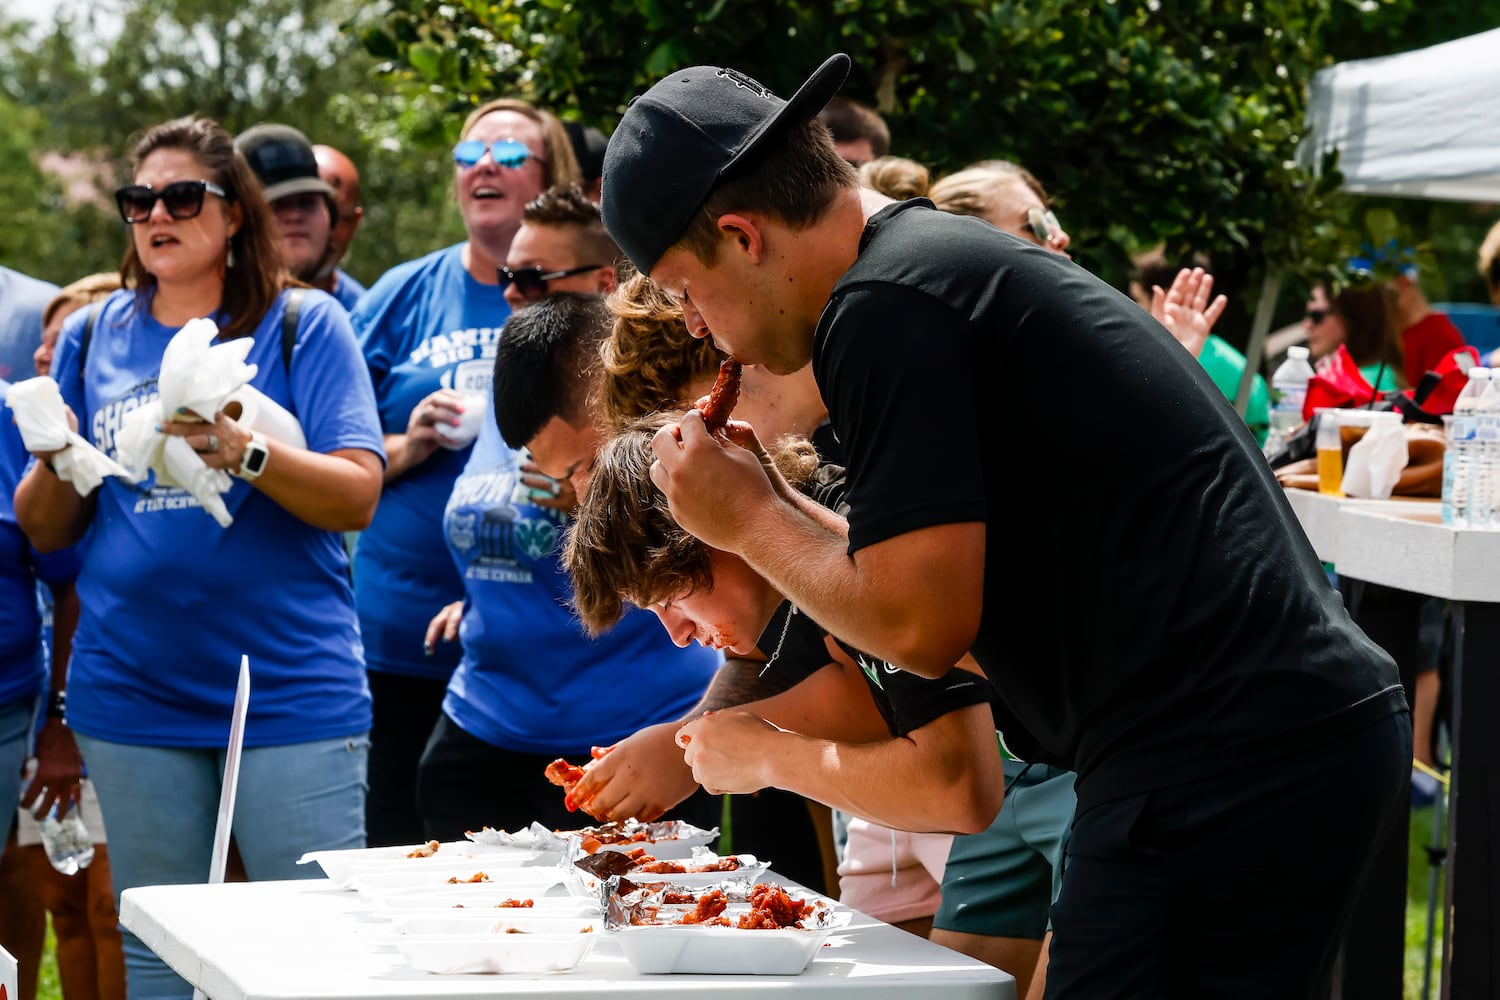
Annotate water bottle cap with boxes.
[1287,346,1310,360]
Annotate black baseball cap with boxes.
[600,53,850,275]
[236,124,335,204]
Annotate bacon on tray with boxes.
[405,840,440,858]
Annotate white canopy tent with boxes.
[1237,28,1500,409]
[1299,27,1500,203]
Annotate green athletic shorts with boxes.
[933,759,1076,939]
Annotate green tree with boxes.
[0,0,466,288]
[365,0,1356,344]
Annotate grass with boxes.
[1405,802,1446,1000]
[25,801,1449,1000]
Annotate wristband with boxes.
[45,690,66,720]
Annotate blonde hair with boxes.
[43,272,122,329]
[598,273,723,433]
[924,166,1032,220]
[1480,219,1500,291]
[857,156,930,200]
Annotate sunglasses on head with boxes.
[498,265,604,300]
[1306,308,1329,325]
[114,180,228,224]
[453,139,543,170]
[1027,207,1062,245]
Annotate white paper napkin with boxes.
[115,318,260,527]
[3,377,132,495]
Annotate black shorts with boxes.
[1046,711,1411,999]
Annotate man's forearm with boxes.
[686,657,794,717]
[733,496,983,677]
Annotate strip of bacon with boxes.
[544,757,588,812]
[697,359,743,433]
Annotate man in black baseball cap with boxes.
[236,123,340,290]
[600,55,1410,998]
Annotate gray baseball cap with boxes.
[236,124,335,204]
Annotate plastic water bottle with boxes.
[1476,375,1500,529]
[1266,346,1315,456]
[37,802,95,875]
[1443,368,1489,528]
[21,758,95,875]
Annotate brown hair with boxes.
[1330,281,1406,385]
[597,274,723,433]
[120,116,286,341]
[43,272,122,329]
[523,184,622,271]
[857,156,929,201]
[461,99,582,190]
[674,117,856,265]
[564,411,819,634]
[816,97,891,158]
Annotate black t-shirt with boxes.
[754,464,992,737]
[811,199,1405,810]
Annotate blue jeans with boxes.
[0,696,35,845]
[75,733,369,1000]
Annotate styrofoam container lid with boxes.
[612,909,853,975]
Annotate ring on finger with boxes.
[206,434,219,454]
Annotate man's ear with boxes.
[715,213,764,263]
[597,265,619,295]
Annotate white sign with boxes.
[1,942,18,1000]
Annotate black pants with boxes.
[417,714,829,894]
[1046,712,1411,999]
[364,671,448,848]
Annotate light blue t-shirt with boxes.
[332,268,366,313]
[0,380,82,708]
[352,244,511,680]
[441,416,720,754]
[53,287,385,748]
[0,266,57,383]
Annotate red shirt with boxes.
[1402,313,1466,388]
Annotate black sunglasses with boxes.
[1305,308,1329,325]
[115,180,229,224]
[497,264,603,300]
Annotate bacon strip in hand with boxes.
[544,757,588,812]
[697,359,743,433]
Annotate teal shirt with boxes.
[1357,362,1402,394]
[1197,335,1269,446]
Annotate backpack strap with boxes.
[77,300,103,376]
[281,287,307,375]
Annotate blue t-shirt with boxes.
[52,287,385,748]
[351,244,510,680]
[441,416,719,754]
[0,266,57,383]
[331,269,366,313]
[0,381,82,709]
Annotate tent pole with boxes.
[1236,268,1285,415]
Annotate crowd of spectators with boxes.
[0,64,1494,1000]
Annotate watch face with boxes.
[245,447,268,474]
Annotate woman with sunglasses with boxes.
[347,99,580,848]
[1304,282,1405,392]
[13,115,384,999]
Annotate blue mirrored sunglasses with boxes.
[452,138,541,170]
